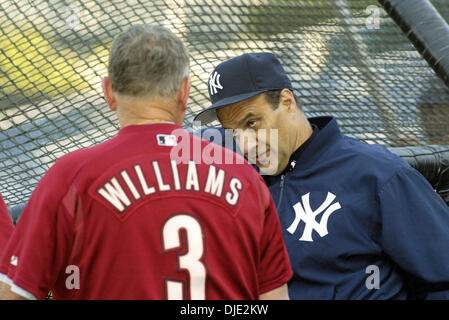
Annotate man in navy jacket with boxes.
[194,52,449,299]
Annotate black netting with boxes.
[1,0,448,206]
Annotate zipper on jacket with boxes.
[277,174,285,211]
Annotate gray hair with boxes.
[107,25,189,98]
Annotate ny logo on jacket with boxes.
[287,192,341,242]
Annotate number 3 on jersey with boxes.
[161,213,207,300]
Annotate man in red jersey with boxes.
[0,25,292,300]
[0,194,13,257]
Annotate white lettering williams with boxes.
[98,177,131,212]
[204,165,225,197]
[153,161,170,191]
[170,160,181,190]
[225,178,242,206]
[97,161,244,212]
[121,170,141,200]
[185,161,200,191]
[134,165,156,195]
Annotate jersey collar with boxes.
[118,123,183,136]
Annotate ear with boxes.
[279,89,296,113]
[102,77,118,111]
[178,76,191,113]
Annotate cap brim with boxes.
[193,90,268,125]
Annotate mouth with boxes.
[245,147,272,166]
[256,152,266,160]
[256,150,270,166]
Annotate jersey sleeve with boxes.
[379,166,449,294]
[256,177,293,294]
[0,165,74,300]
[0,194,14,256]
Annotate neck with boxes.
[120,117,176,127]
[116,96,182,128]
[294,113,313,151]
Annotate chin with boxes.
[258,161,281,176]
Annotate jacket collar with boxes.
[295,116,342,169]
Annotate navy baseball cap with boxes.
[194,52,293,124]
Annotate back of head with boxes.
[108,25,189,99]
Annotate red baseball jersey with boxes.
[0,194,13,256]
[0,123,292,299]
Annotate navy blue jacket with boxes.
[200,116,449,299]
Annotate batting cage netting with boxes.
[0,0,448,207]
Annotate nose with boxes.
[235,129,258,160]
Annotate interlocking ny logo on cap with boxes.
[209,71,223,95]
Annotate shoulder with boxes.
[51,146,94,174]
[40,141,110,189]
[338,135,411,179]
[0,194,10,221]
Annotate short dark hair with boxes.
[264,90,300,109]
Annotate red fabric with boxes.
[0,194,14,257]
[0,123,292,299]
